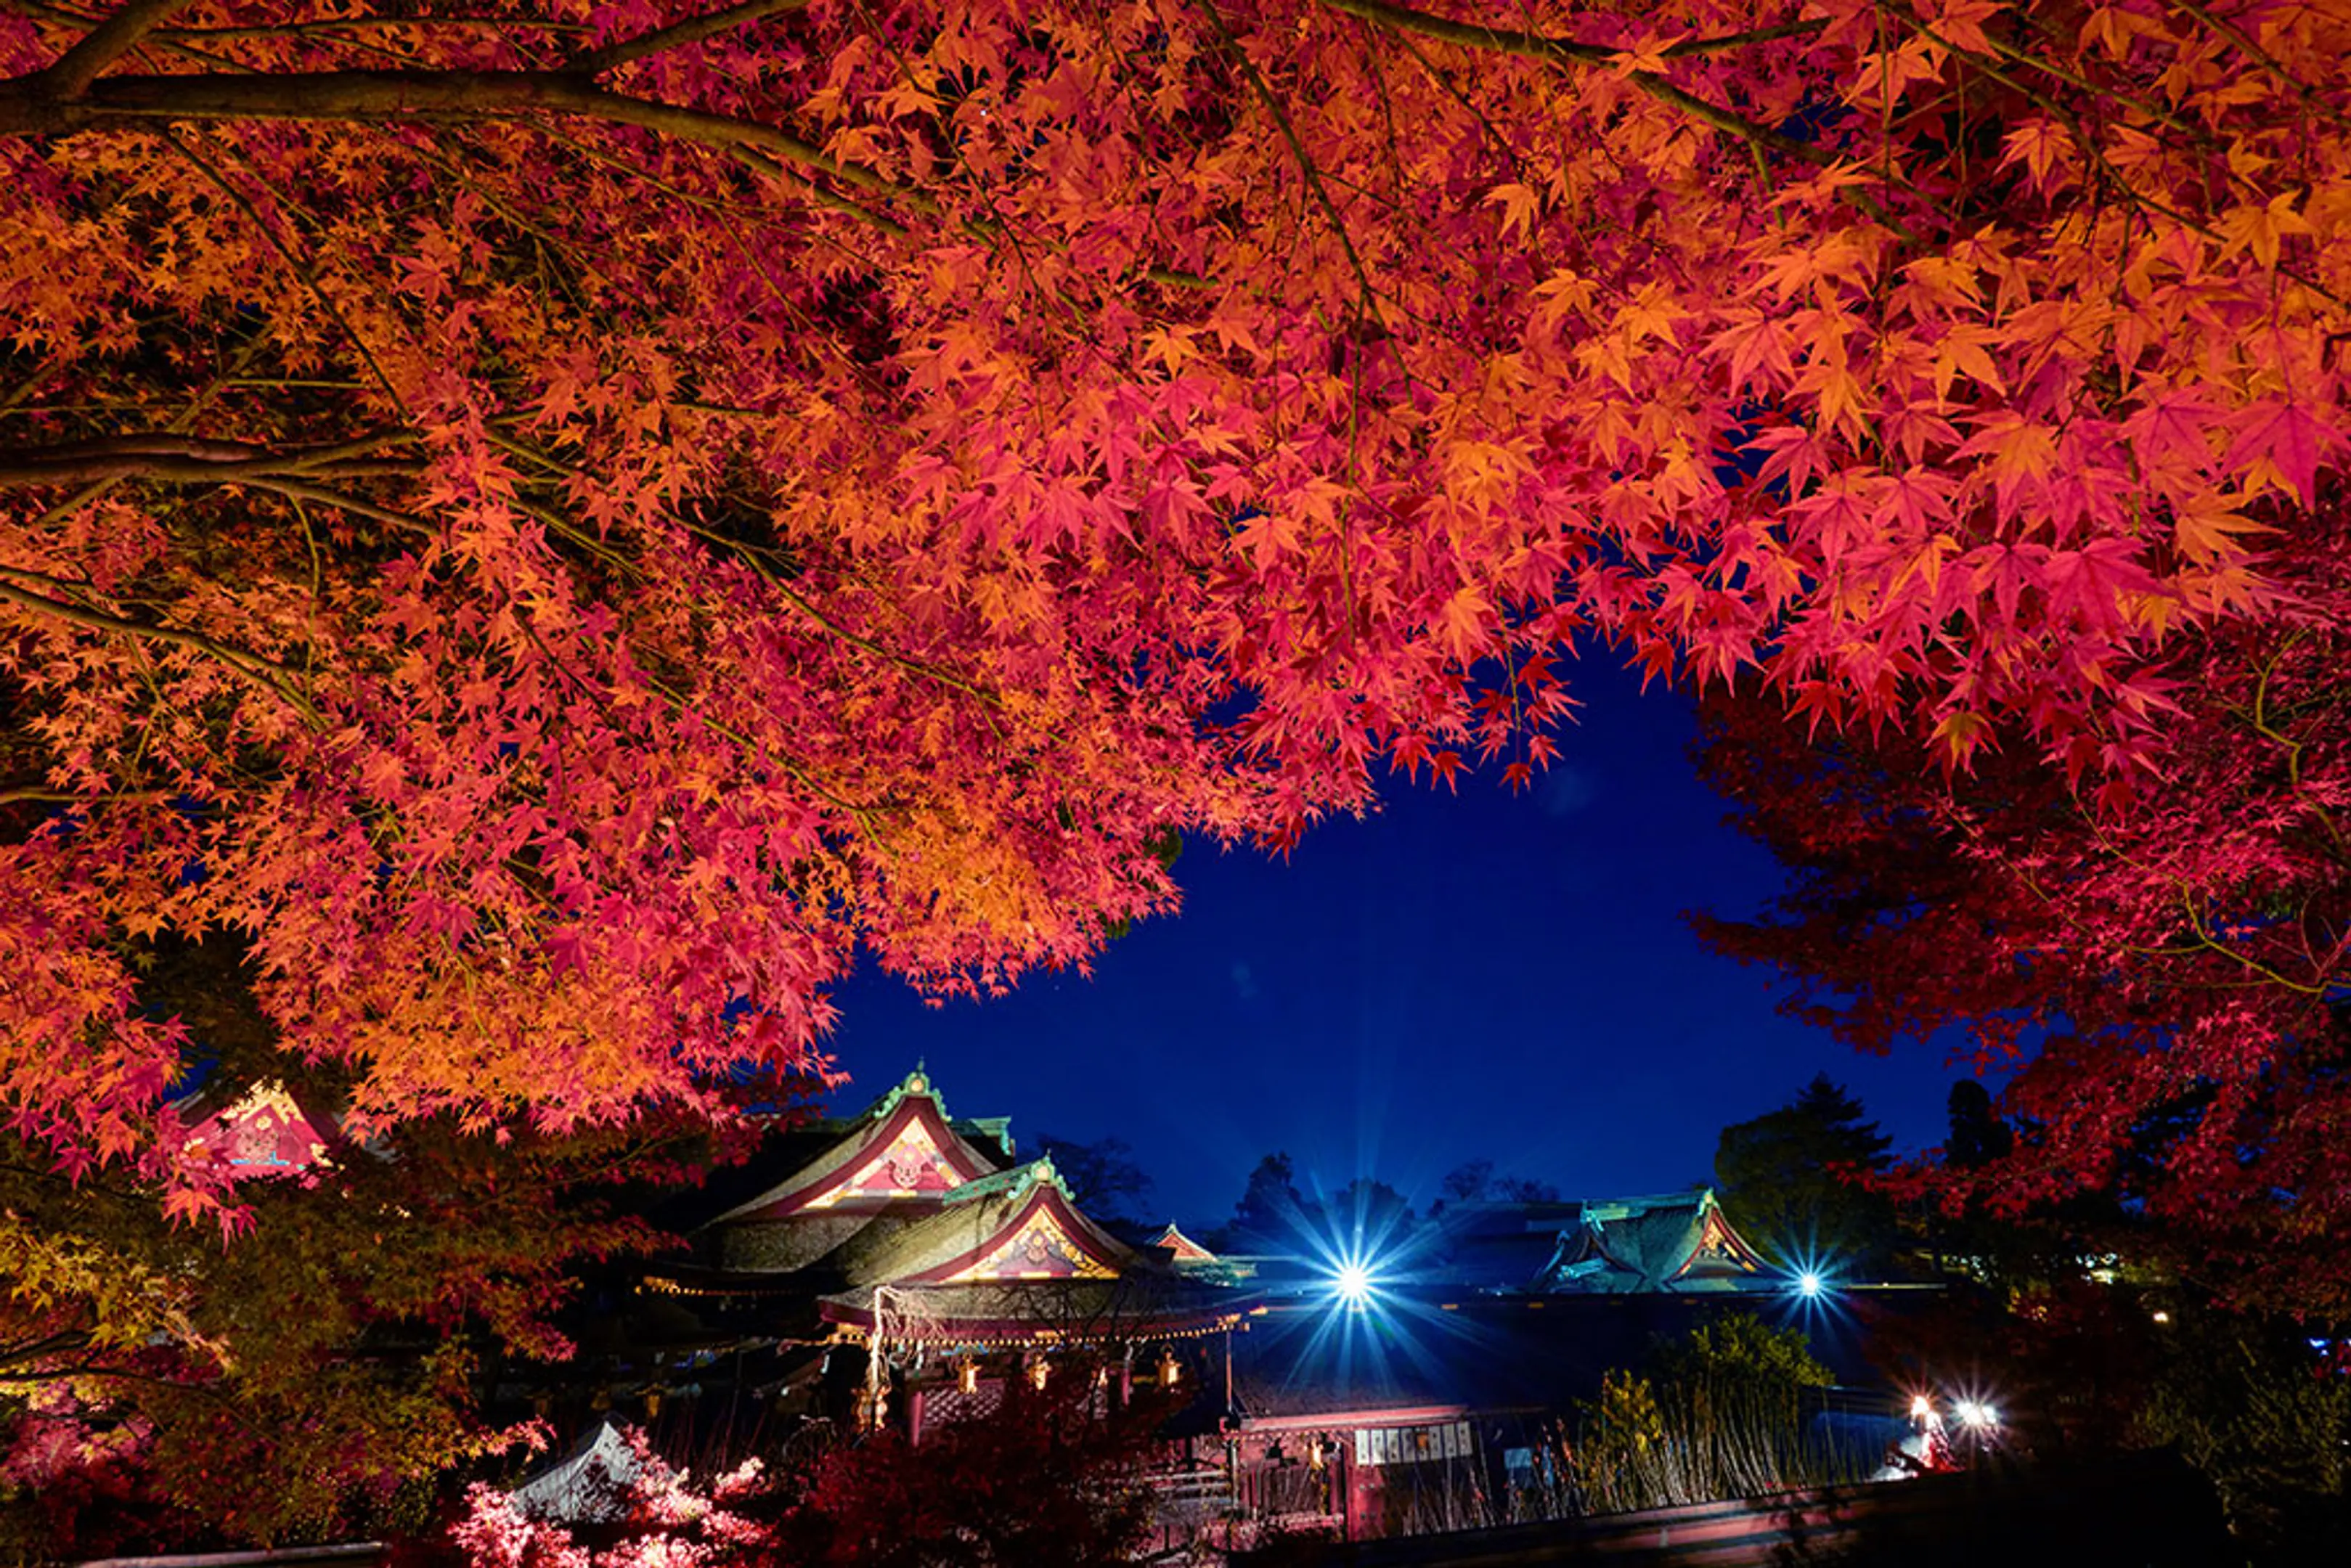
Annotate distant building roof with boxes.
[1531,1188,1775,1294]
[1425,1201,1590,1289]
[1155,1222,1221,1262]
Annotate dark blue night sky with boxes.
[823,656,1965,1230]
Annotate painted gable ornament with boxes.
[181,1082,333,1180]
[810,1115,961,1206]
[949,1204,1118,1282]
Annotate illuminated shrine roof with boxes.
[829,1157,1136,1287]
[807,1156,1242,1344]
[706,1067,1009,1225]
[1532,1188,1775,1294]
[178,1080,337,1181]
[1154,1222,1218,1263]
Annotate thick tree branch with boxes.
[0,431,417,486]
[0,68,921,214]
[29,0,198,99]
[0,60,1215,277]
[571,0,814,75]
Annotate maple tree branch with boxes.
[0,785,93,804]
[1320,0,1843,173]
[165,17,594,42]
[0,575,312,715]
[0,68,910,211]
[29,0,197,99]
[571,0,814,75]
[3,54,1202,279]
[476,424,1008,724]
[635,669,884,837]
[240,477,433,536]
[0,431,417,486]
[684,520,1009,723]
[155,125,412,412]
[2177,886,2329,997]
[0,1328,94,1371]
[1966,25,2218,154]
[2245,639,2350,867]
[1197,0,1382,320]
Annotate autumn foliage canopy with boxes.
[1,0,2347,1229]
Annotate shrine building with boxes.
[640,1066,1244,1439]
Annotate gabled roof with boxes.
[706,1068,1006,1225]
[1155,1222,1218,1264]
[508,1416,641,1523]
[829,1157,1139,1287]
[811,1159,1247,1345]
[179,1080,336,1181]
[1532,1189,1774,1294]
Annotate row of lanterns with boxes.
[953,1350,1183,1394]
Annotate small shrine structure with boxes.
[176,1079,337,1180]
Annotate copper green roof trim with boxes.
[702,1069,1007,1227]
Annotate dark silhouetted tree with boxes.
[1034,1135,1155,1227]
[1944,1082,2014,1171]
[1715,1076,1897,1273]
[1434,1158,1560,1212]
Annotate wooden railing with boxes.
[1228,1450,2233,1566]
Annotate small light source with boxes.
[1796,1271,1824,1299]
[2151,1310,2172,1324]
[1160,1352,1181,1387]
[1030,1359,1051,1390]
[1910,1394,1935,1420]
[958,1360,979,1395]
[1335,1261,1374,1304]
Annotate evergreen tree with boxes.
[1714,1076,1898,1273]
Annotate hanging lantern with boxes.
[1030,1357,1051,1389]
[958,1360,979,1395]
[1160,1352,1181,1387]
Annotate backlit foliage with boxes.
[2,0,2347,1217]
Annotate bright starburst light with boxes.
[1235,1175,1520,1424]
